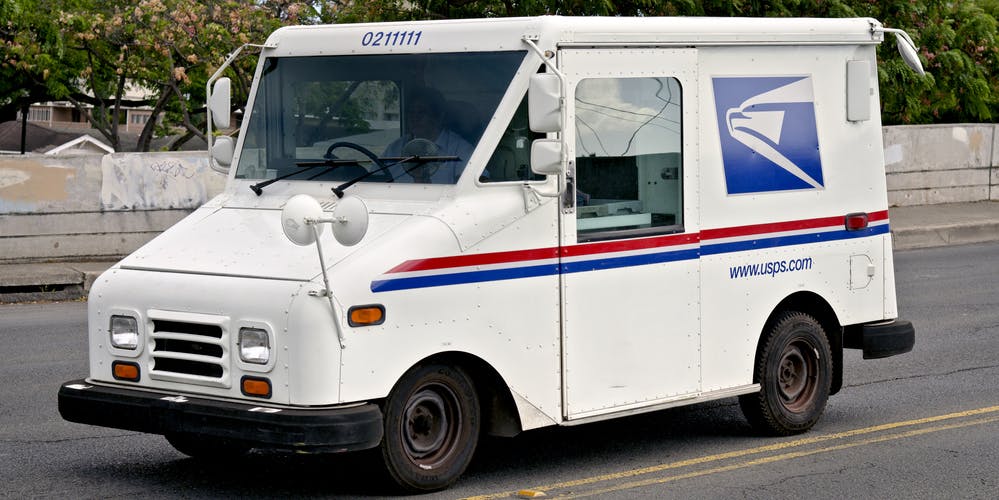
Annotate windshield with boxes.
[234,51,526,185]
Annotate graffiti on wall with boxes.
[101,153,224,210]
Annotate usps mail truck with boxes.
[60,16,919,492]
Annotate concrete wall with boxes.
[1,123,998,263]
[883,124,999,206]
[0,151,225,264]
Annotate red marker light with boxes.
[845,212,869,231]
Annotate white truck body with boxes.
[61,16,917,492]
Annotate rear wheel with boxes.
[740,311,832,436]
[380,363,480,492]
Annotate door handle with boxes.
[563,175,576,212]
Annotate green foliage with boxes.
[2,0,286,150]
[863,0,999,124]
[314,0,996,126]
[0,0,83,119]
[51,0,287,150]
[3,0,998,149]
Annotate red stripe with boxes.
[386,247,559,273]
[702,210,890,240]
[869,209,890,222]
[702,215,841,240]
[387,211,890,274]
[560,232,700,258]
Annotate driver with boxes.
[383,86,475,183]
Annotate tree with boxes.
[0,0,84,123]
[306,0,988,126]
[56,0,284,151]
[3,0,997,148]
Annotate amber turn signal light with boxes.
[241,376,272,398]
[111,361,140,382]
[348,304,386,327]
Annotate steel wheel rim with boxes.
[777,341,818,412]
[402,384,461,464]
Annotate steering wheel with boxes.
[324,141,386,171]
[402,138,441,183]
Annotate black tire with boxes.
[380,363,480,493]
[165,433,251,459]
[740,311,833,436]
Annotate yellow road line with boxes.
[565,416,999,498]
[464,405,999,500]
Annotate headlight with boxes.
[110,315,139,350]
[238,328,270,364]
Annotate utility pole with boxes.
[20,103,28,155]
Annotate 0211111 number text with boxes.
[361,31,422,47]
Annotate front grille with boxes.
[148,317,229,387]
[155,338,224,358]
[153,357,224,378]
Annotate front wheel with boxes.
[740,311,833,436]
[380,363,480,493]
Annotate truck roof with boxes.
[263,16,885,56]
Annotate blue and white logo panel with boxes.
[713,76,824,195]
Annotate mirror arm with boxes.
[523,38,571,198]
[307,223,347,349]
[524,168,566,200]
[521,37,566,80]
[206,42,275,173]
[870,25,925,76]
[873,26,918,49]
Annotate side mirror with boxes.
[529,73,562,133]
[894,32,925,76]
[211,136,234,168]
[282,194,325,246]
[530,138,563,176]
[208,77,232,129]
[281,194,370,247]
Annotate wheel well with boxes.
[760,292,844,395]
[405,352,522,438]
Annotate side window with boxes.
[482,95,545,183]
[574,77,683,241]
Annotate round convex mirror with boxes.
[281,194,325,246]
[331,196,369,247]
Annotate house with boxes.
[0,120,114,155]
[27,82,157,135]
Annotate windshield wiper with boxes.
[331,155,458,198]
[249,159,361,195]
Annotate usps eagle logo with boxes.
[712,76,824,195]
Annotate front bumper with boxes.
[845,319,916,359]
[58,379,383,452]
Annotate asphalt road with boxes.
[2,242,997,499]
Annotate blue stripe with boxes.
[701,225,889,256]
[371,224,890,292]
[561,248,700,274]
[371,263,560,293]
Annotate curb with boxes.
[2,211,999,303]
[0,262,112,304]
[892,220,999,251]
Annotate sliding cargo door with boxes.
[559,48,701,420]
